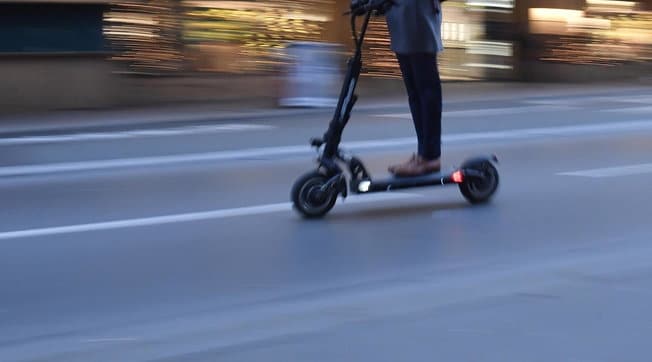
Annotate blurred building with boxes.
[102,0,651,80]
[1,0,651,113]
[104,0,339,74]
[0,0,114,112]
[517,0,652,81]
[101,0,500,80]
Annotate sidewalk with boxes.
[1,80,650,135]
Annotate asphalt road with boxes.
[2,84,652,362]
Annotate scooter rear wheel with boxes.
[459,161,499,204]
[291,170,338,218]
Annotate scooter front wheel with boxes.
[459,161,499,204]
[291,170,338,218]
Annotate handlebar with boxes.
[347,7,371,48]
[345,0,393,47]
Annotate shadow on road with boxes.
[315,200,480,221]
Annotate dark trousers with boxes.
[396,53,442,160]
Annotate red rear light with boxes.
[452,170,464,183]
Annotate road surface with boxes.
[2,84,652,361]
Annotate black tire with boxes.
[291,170,338,218]
[459,161,499,204]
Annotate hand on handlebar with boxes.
[350,0,393,17]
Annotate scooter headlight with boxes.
[358,180,371,192]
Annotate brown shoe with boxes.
[388,153,418,174]
[391,155,441,177]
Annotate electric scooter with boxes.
[291,2,499,218]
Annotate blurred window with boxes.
[0,3,106,53]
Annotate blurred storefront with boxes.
[103,0,515,80]
[0,0,115,112]
[1,0,651,113]
[101,0,652,80]
[517,0,652,80]
[526,0,652,64]
[104,0,339,74]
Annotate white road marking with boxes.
[600,95,652,104]
[0,145,311,177]
[0,124,274,146]
[377,105,573,118]
[605,106,652,114]
[557,163,652,178]
[80,338,139,343]
[2,119,652,177]
[442,119,652,141]
[0,193,419,240]
[524,99,581,106]
[525,94,652,106]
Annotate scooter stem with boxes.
[321,11,373,160]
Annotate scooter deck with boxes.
[353,169,463,193]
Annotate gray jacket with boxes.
[384,0,444,54]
